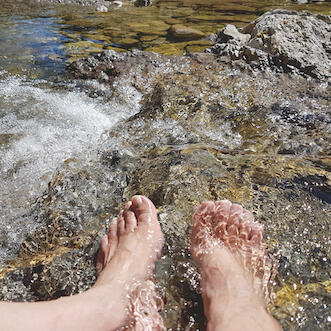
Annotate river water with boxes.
[0,0,330,330]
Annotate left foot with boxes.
[0,195,165,331]
[87,195,165,330]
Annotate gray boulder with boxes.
[210,10,331,80]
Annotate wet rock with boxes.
[209,10,331,80]
[134,0,152,6]
[2,44,331,330]
[67,49,331,330]
[37,0,129,11]
[168,25,205,41]
[293,175,331,203]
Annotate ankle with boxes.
[81,287,130,330]
[206,304,275,331]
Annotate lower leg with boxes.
[0,288,123,331]
[191,200,282,331]
[0,195,165,331]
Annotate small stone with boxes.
[218,24,250,44]
[96,5,108,12]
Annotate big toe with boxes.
[131,195,157,224]
[96,234,109,272]
[192,201,215,228]
[131,195,164,254]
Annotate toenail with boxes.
[134,195,142,204]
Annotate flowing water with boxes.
[0,0,330,330]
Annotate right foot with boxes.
[92,195,165,330]
[190,200,280,331]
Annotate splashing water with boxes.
[0,72,141,261]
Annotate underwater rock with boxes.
[209,9,331,80]
[168,25,205,41]
[292,0,326,3]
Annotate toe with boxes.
[226,203,243,232]
[213,200,232,238]
[124,208,137,232]
[97,234,108,273]
[229,203,243,220]
[108,217,118,242]
[249,222,264,244]
[124,201,133,211]
[105,218,119,263]
[227,224,239,236]
[192,201,215,227]
[131,195,157,224]
[215,221,227,238]
[239,222,252,240]
[118,211,125,235]
[242,209,254,223]
[214,199,232,221]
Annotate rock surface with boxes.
[1,47,330,330]
[168,24,205,41]
[209,9,331,80]
[1,9,331,331]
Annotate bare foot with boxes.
[0,196,165,331]
[190,200,281,331]
[92,195,165,330]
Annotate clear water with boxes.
[0,0,330,78]
[0,71,141,261]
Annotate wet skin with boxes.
[0,196,281,331]
[191,199,282,331]
[0,195,165,331]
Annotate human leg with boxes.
[190,200,282,331]
[0,195,165,331]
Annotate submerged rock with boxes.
[35,0,153,10]
[209,9,331,80]
[292,0,326,3]
[134,0,152,6]
[168,25,205,41]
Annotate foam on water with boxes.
[0,73,141,255]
